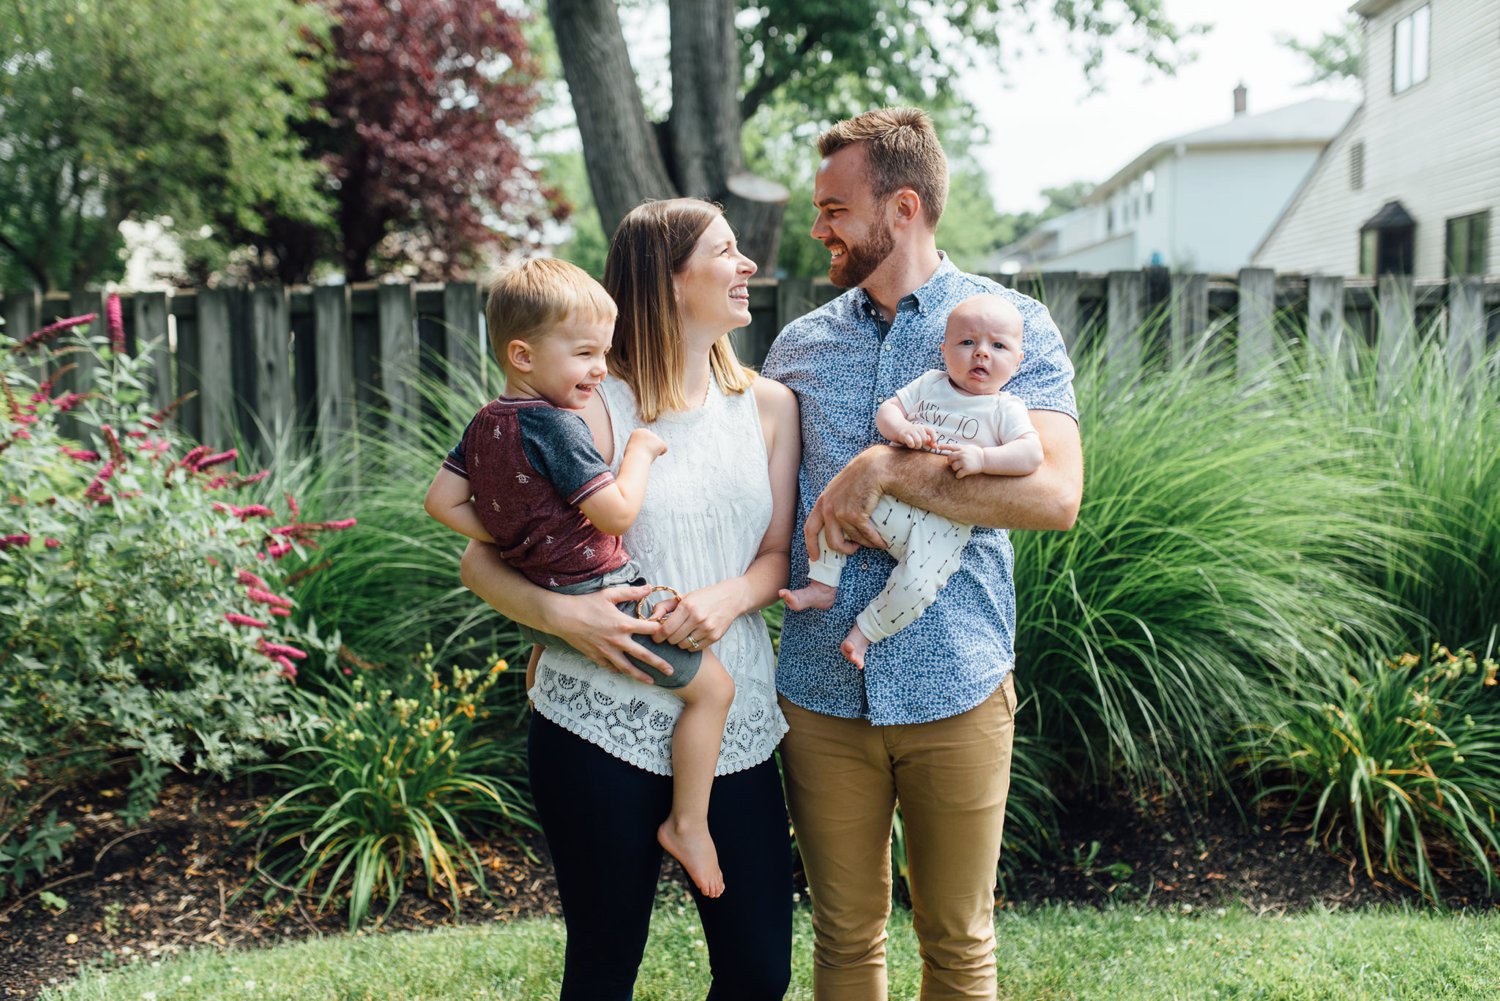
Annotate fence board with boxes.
[313,285,354,461]
[1237,268,1276,379]
[1,289,41,381]
[1377,274,1415,395]
[1105,271,1143,389]
[1038,272,1080,349]
[1306,275,1346,373]
[442,282,484,396]
[377,283,418,432]
[1447,276,1485,385]
[249,285,292,445]
[1169,273,1208,364]
[131,291,172,414]
[192,288,236,448]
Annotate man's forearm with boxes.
[878,413,1081,530]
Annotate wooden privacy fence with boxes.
[3,269,1497,453]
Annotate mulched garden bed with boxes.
[2,773,1492,999]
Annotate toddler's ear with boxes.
[507,339,534,372]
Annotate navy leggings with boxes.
[529,712,793,1000]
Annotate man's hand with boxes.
[804,446,892,560]
[935,442,986,479]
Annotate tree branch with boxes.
[0,228,50,292]
[739,28,820,124]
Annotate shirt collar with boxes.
[853,251,957,320]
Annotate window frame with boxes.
[1392,4,1431,95]
[1445,211,1490,277]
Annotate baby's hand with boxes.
[895,424,934,450]
[936,442,985,479]
[627,428,668,459]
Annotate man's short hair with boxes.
[485,258,616,368]
[817,107,949,227]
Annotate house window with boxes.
[1143,170,1155,214]
[1392,4,1431,94]
[1446,211,1490,276]
[1360,200,1416,276]
[1348,141,1364,190]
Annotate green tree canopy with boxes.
[1280,16,1362,87]
[0,0,330,291]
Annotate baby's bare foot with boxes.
[658,819,724,898]
[841,624,871,669]
[779,580,836,612]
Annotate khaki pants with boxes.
[780,677,1017,1001]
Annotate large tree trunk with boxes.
[550,0,786,269]
[667,0,787,270]
[547,0,675,236]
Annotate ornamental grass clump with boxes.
[0,304,354,899]
[1239,644,1500,904]
[249,647,535,930]
[1011,344,1407,795]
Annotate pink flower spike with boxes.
[246,586,293,608]
[61,446,101,462]
[260,640,308,660]
[106,295,125,354]
[240,471,269,486]
[179,445,209,470]
[1,533,31,550]
[225,613,269,628]
[237,504,274,520]
[195,449,238,471]
[273,657,297,680]
[285,493,300,519]
[266,541,293,559]
[237,569,268,589]
[268,607,291,618]
[44,538,61,549]
[12,313,96,353]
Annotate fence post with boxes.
[1105,270,1143,390]
[378,283,418,434]
[1236,268,1275,380]
[1376,274,1415,395]
[248,285,292,447]
[1039,272,1080,349]
[442,281,484,396]
[313,285,354,462]
[1446,276,1484,386]
[1169,273,1207,365]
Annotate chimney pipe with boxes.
[1233,82,1248,116]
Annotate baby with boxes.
[424,258,734,898]
[780,293,1043,667]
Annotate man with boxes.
[761,107,1083,1000]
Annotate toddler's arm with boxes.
[875,397,936,451]
[937,434,1044,479]
[424,467,496,542]
[577,428,668,535]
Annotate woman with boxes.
[459,198,800,1000]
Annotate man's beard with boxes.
[828,223,895,288]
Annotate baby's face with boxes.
[940,306,1024,396]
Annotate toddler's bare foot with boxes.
[779,580,836,611]
[840,624,871,669]
[658,818,724,898]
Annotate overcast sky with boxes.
[972,0,1364,212]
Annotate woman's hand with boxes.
[648,578,749,650]
[547,582,673,683]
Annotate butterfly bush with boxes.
[0,301,355,898]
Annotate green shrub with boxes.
[1012,347,1407,795]
[1239,644,1500,903]
[0,307,349,899]
[249,646,535,929]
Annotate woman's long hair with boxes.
[603,198,756,422]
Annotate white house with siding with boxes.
[1254,0,1498,277]
[988,93,1354,275]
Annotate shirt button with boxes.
[882,344,891,352]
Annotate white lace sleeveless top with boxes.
[529,374,787,776]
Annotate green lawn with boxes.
[47,903,1500,1000]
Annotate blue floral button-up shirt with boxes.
[761,255,1079,724]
